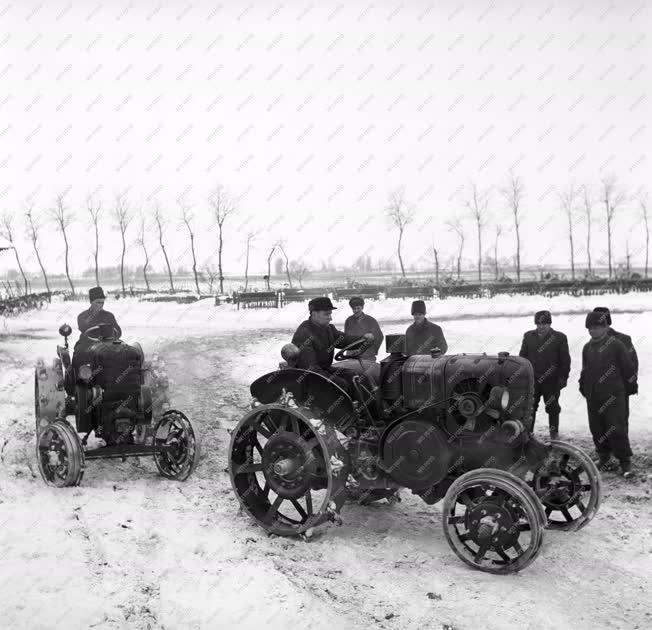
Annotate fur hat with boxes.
[308,296,337,312]
[534,310,552,324]
[349,296,364,308]
[411,300,426,315]
[592,307,612,326]
[585,311,609,328]
[88,286,105,302]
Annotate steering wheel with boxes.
[83,325,120,343]
[334,337,370,361]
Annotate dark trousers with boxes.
[587,394,632,461]
[325,366,361,399]
[533,383,561,431]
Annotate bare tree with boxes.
[153,202,175,292]
[178,194,201,294]
[600,173,627,279]
[136,213,151,291]
[25,202,50,294]
[243,231,257,292]
[500,172,525,282]
[276,241,293,288]
[581,185,594,275]
[1,212,28,294]
[86,192,102,286]
[265,244,277,290]
[493,225,502,281]
[203,266,220,293]
[50,192,75,295]
[208,183,237,294]
[558,182,580,280]
[635,190,649,278]
[446,216,466,280]
[289,260,310,288]
[431,237,440,286]
[385,186,415,278]
[460,182,490,282]
[113,190,132,294]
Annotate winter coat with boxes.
[291,319,366,376]
[579,334,637,400]
[405,319,448,356]
[519,328,571,388]
[609,328,638,375]
[344,313,384,360]
[75,308,122,351]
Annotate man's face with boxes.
[413,313,426,324]
[536,323,551,335]
[90,298,104,313]
[588,325,608,340]
[351,305,363,316]
[311,309,332,326]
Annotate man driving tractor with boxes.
[72,286,122,371]
[290,296,374,396]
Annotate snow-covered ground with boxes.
[1,294,651,629]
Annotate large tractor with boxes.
[229,334,600,574]
[35,323,200,486]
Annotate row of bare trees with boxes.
[386,172,650,283]
[3,173,649,296]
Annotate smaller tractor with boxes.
[229,334,601,574]
[35,323,200,486]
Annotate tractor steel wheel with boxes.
[527,439,601,531]
[36,420,84,487]
[229,404,351,536]
[153,410,201,481]
[442,468,546,574]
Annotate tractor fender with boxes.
[250,368,357,429]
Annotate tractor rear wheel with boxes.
[36,419,85,487]
[527,439,601,531]
[442,468,545,574]
[229,404,351,536]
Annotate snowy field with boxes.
[1,293,651,629]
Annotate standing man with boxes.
[344,296,384,361]
[405,300,448,356]
[291,297,374,396]
[518,310,571,439]
[580,311,637,478]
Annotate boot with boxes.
[620,459,634,479]
[548,412,559,440]
[593,453,615,472]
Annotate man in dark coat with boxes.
[73,286,122,370]
[404,300,447,356]
[518,310,571,439]
[291,296,374,396]
[344,296,384,361]
[580,311,637,477]
[593,305,639,386]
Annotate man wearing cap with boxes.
[518,310,571,439]
[580,311,637,478]
[404,300,448,357]
[72,287,122,370]
[592,306,638,381]
[291,296,374,395]
[344,296,384,361]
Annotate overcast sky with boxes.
[1,0,650,276]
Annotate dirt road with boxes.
[1,330,651,629]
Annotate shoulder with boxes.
[78,308,89,319]
[612,329,631,344]
[104,310,117,319]
[552,329,568,341]
[523,329,535,339]
[427,321,442,331]
[292,320,312,338]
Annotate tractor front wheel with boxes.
[36,420,85,487]
[442,468,545,574]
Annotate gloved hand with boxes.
[363,333,374,340]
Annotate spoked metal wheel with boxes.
[442,469,546,574]
[36,420,85,487]
[229,404,351,536]
[153,410,201,481]
[527,440,601,531]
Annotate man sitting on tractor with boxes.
[72,286,122,372]
[291,296,374,397]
